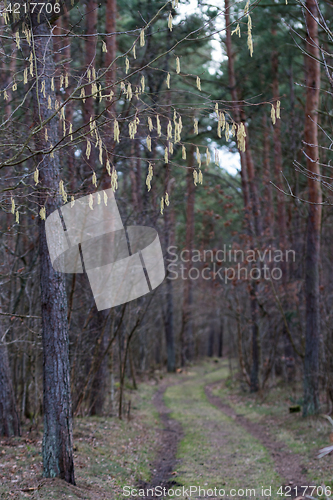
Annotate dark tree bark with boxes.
[250,283,259,392]
[0,338,20,437]
[262,114,273,237]
[303,0,322,416]
[181,145,195,366]
[32,23,75,483]
[83,0,98,172]
[271,34,287,266]
[164,177,176,373]
[224,0,249,210]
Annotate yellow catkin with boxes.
[125,57,129,74]
[231,123,236,137]
[92,68,96,80]
[47,95,51,109]
[165,192,170,206]
[141,75,145,93]
[160,197,164,215]
[29,52,33,76]
[111,169,118,192]
[69,124,73,141]
[206,148,211,167]
[60,107,65,121]
[176,57,180,74]
[146,163,153,191]
[196,76,201,91]
[80,88,86,103]
[193,170,198,186]
[106,159,111,176]
[276,100,281,119]
[129,117,139,139]
[24,68,28,84]
[271,105,276,125]
[89,194,94,210]
[45,128,48,141]
[225,122,230,142]
[97,192,101,205]
[146,135,152,152]
[198,170,203,185]
[167,120,172,139]
[166,73,170,89]
[114,120,120,142]
[59,180,67,203]
[60,74,64,88]
[244,0,249,14]
[15,32,20,49]
[41,81,46,98]
[140,29,145,47]
[231,24,241,37]
[215,102,219,117]
[91,82,98,98]
[247,15,253,57]
[50,145,54,158]
[174,122,180,143]
[65,73,69,88]
[71,196,75,208]
[237,123,246,152]
[194,118,199,135]
[34,168,39,185]
[196,146,201,168]
[104,191,108,205]
[99,143,103,164]
[182,145,186,159]
[55,100,59,111]
[156,115,161,137]
[40,207,46,220]
[127,83,132,100]
[13,81,17,92]
[215,148,219,165]
[132,44,136,59]
[164,147,168,164]
[168,12,173,31]
[169,141,173,155]
[25,28,31,46]
[92,172,97,187]
[102,41,107,52]
[15,211,19,223]
[4,91,9,101]
[148,117,153,132]
[11,198,15,214]
[86,140,91,159]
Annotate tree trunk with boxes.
[224,0,249,211]
[271,35,287,267]
[83,0,98,172]
[32,23,75,483]
[0,337,20,437]
[262,114,273,237]
[181,146,195,366]
[303,0,322,416]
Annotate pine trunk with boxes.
[181,146,195,365]
[0,338,20,437]
[303,0,322,416]
[32,23,75,483]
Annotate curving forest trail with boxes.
[141,364,315,500]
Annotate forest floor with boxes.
[1,360,332,500]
